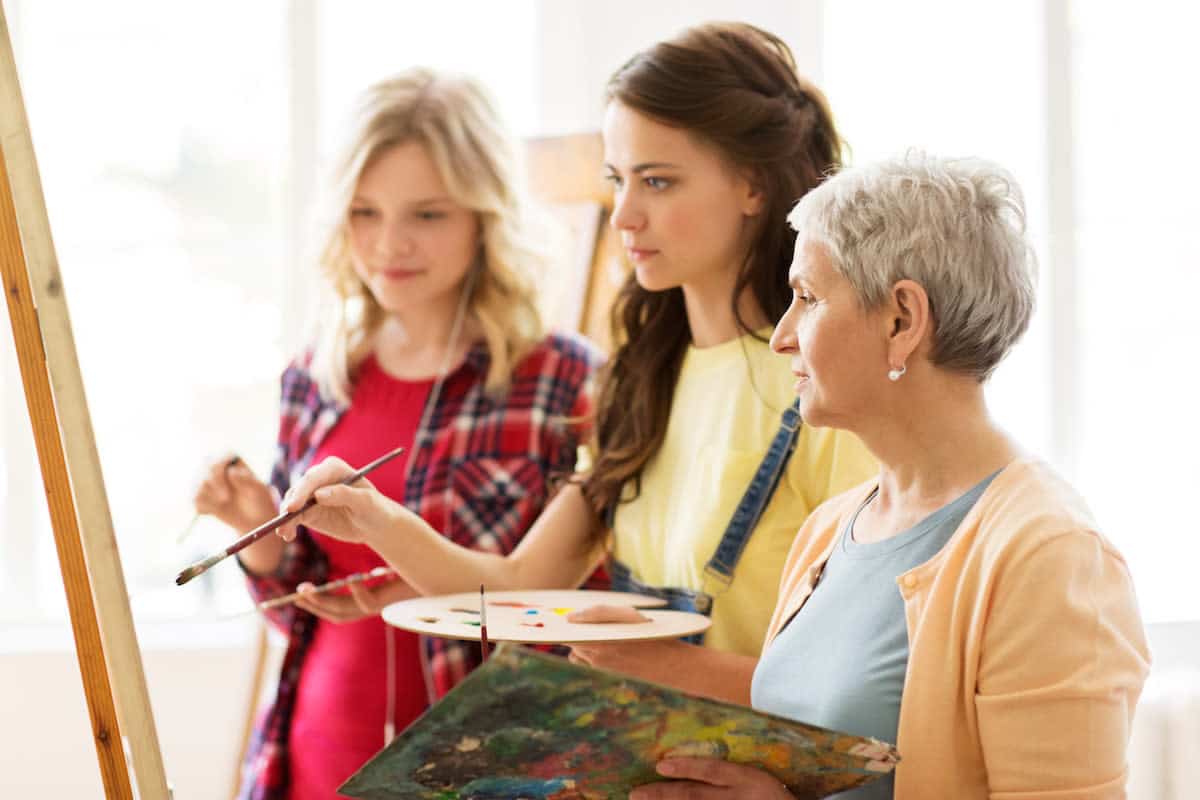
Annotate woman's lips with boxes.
[381,268,423,280]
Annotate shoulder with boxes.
[513,330,604,381]
[279,349,319,403]
[969,458,1129,573]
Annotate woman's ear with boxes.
[886,279,932,365]
[737,167,767,217]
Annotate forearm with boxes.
[232,519,287,576]
[363,483,604,595]
[588,640,759,705]
[364,512,530,593]
[663,646,757,705]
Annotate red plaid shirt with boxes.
[237,332,601,800]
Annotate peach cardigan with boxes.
[764,458,1151,799]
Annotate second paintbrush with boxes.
[252,566,397,613]
[175,445,406,586]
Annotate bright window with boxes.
[824,0,1197,622]
[1071,2,1200,624]
[0,0,538,627]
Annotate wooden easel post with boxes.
[0,4,169,798]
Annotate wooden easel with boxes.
[526,133,626,350]
[0,4,169,799]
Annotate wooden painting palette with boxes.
[381,589,711,644]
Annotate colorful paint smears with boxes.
[337,644,899,800]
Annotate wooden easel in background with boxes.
[0,5,170,799]
[526,132,626,348]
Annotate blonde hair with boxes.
[311,68,547,405]
[788,151,1037,381]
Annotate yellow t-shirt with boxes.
[611,330,877,656]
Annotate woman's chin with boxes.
[632,264,679,293]
[796,395,827,428]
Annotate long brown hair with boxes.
[583,22,844,518]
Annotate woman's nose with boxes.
[378,221,415,258]
[770,310,799,353]
[610,189,644,232]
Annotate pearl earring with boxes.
[887,364,906,382]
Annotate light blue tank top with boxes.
[750,471,998,800]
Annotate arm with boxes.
[976,532,1150,797]
[192,457,286,574]
[278,458,607,595]
[569,635,759,705]
[292,575,418,623]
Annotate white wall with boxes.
[0,633,264,799]
[535,0,823,135]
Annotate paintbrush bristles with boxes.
[174,551,224,585]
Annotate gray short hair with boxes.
[788,151,1036,381]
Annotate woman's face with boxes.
[770,239,889,429]
[602,102,762,294]
[347,141,480,316]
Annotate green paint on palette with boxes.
[463,621,481,627]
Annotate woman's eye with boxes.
[349,207,376,219]
[644,176,670,190]
[604,173,623,189]
[416,210,446,221]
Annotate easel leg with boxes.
[0,128,135,800]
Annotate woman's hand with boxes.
[630,759,795,800]
[566,604,669,674]
[292,576,417,624]
[193,456,277,533]
[276,456,407,545]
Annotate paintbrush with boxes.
[175,445,406,586]
[228,566,403,618]
[479,584,489,660]
[176,454,242,543]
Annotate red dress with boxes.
[287,355,431,800]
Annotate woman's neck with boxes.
[859,372,1020,514]
[371,301,476,380]
[681,277,770,349]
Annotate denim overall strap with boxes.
[703,398,802,586]
[606,399,802,644]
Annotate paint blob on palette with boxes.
[381,589,711,644]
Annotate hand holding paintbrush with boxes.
[225,566,399,616]
[179,454,246,543]
[176,446,406,585]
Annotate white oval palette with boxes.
[381,589,711,644]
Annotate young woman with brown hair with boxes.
[276,22,875,699]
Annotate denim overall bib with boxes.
[609,399,802,644]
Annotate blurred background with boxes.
[1,1,1196,797]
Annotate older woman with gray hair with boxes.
[632,152,1151,800]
